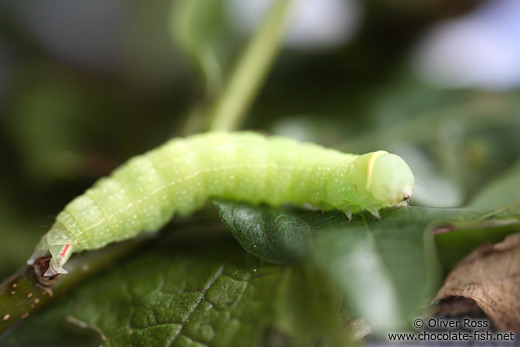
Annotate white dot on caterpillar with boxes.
[2,314,9,321]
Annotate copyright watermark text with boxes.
[387,317,516,343]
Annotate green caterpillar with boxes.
[29,131,414,276]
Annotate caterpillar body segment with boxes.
[29,131,414,276]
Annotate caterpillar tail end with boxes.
[44,244,72,276]
[28,235,73,277]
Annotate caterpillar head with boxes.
[365,151,414,205]
[326,150,414,213]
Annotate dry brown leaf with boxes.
[434,233,520,333]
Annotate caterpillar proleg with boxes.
[29,131,414,276]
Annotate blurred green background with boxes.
[0,0,519,280]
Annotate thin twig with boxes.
[207,0,293,131]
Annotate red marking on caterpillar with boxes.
[59,245,70,258]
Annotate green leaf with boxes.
[0,299,101,346]
[215,201,309,264]
[434,161,520,269]
[309,208,442,332]
[215,201,441,331]
[214,201,520,332]
[469,160,520,209]
[3,231,349,346]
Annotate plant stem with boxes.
[0,239,141,338]
[207,0,293,131]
